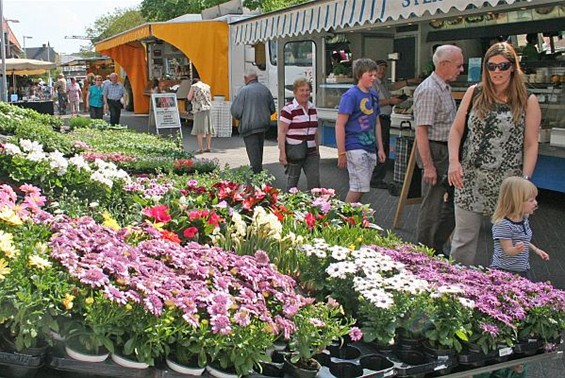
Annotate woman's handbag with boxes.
[285,141,308,162]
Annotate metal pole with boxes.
[0,0,7,102]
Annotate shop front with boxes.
[232,0,565,192]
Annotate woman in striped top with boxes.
[491,176,549,280]
[278,78,320,191]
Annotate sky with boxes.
[3,0,143,56]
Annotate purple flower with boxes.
[349,327,363,341]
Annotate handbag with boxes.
[285,141,308,162]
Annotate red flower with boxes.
[142,205,172,223]
[161,230,181,244]
[183,227,199,239]
[207,212,222,227]
[305,213,316,229]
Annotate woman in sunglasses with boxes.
[447,42,541,267]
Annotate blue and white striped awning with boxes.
[233,0,519,44]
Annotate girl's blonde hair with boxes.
[474,42,528,123]
[492,176,538,223]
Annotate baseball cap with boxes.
[376,60,388,66]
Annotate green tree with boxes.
[85,7,145,45]
[139,0,309,22]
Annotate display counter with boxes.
[12,101,54,115]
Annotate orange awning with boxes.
[96,25,152,51]
[152,22,229,99]
[95,21,229,114]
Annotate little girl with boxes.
[490,176,549,281]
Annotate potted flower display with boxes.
[284,299,357,378]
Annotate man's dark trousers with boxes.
[371,114,391,185]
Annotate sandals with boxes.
[204,149,211,153]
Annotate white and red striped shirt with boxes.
[279,99,318,150]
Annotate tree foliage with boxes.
[86,7,145,45]
[139,0,308,22]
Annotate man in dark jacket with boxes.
[230,69,276,173]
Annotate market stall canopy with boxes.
[232,0,526,44]
[3,58,57,75]
[95,21,228,114]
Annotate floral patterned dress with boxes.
[455,103,525,215]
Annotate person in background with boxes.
[103,73,126,125]
[413,45,464,254]
[230,69,276,174]
[82,73,95,113]
[370,59,420,189]
[278,78,320,191]
[421,44,442,78]
[66,77,82,117]
[54,73,67,115]
[522,33,540,62]
[87,75,104,120]
[336,58,385,204]
[448,42,540,266]
[187,78,214,154]
[490,176,549,280]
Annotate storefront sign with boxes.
[151,93,182,135]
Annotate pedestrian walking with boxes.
[413,44,464,254]
[67,77,82,117]
[335,58,385,204]
[54,73,67,115]
[187,78,214,154]
[230,69,276,174]
[447,42,540,266]
[278,77,320,191]
[103,73,126,125]
[87,76,105,119]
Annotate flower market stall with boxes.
[0,102,563,377]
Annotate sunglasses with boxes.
[486,62,512,72]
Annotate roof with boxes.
[231,0,529,44]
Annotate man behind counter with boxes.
[370,60,420,189]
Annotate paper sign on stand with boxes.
[151,93,183,137]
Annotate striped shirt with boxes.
[279,99,318,150]
[491,217,532,273]
[413,72,456,142]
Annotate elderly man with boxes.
[230,69,276,174]
[413,45,464,254]
[103,73,126,125]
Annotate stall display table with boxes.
[12,101,55,115]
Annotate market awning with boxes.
[232,0,520,44]
[3,58,56,76]
[95,21,229,114]
[96,25,152,51]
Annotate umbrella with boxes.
[2,58,57,98]
[3,58,57,75]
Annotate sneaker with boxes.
[370,181,389,189]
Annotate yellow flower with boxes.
[2,245,19,259]
[102,211,121,230]
[85,297,94,305]
[28,255,52,270]
[0,258,11,280]
[0,207,23,226]
[62,294,75,310]
[0,230,19,259]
